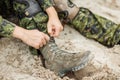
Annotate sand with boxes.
[0,0,120,80]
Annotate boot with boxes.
[40,37,93,77]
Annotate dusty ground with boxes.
[0,0,120,80]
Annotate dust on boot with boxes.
[40,37,93,77]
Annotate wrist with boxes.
[46,6,58,18]
[12,26,26,40]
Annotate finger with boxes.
[38,37,44,48]
[40,32,50,41]
[44,34,50,42]
[60,25,63,31]
[51,27,56,36]
[39,42,43,48]
[47,24,53,36]
[40,34,47,46]
[33,42,40,49]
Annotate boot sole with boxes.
[58,52,94,77]
[72,52,94,71]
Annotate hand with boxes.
[22,29,50,49]
[46,6,63,37]
[13,26,50,49]
[47,16,63,37]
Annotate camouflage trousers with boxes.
[71,7,120,47]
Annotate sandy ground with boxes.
[0,0,120,80]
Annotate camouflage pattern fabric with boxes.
[37,0,53,11]
[71,7,120,47]
[19,11,48,32]
[0,16,15,37]
[13,1,48,32]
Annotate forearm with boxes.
[36,0,58,19]
[0,15,27,40]
[12,26,26,40]
[46,6,58,19]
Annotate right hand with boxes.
[13,26,50,49]
[46,7,63,37]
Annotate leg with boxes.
[53,0,79,20]
[13,0,93,77]
[71,8,120,47]
[53,0,120,47]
